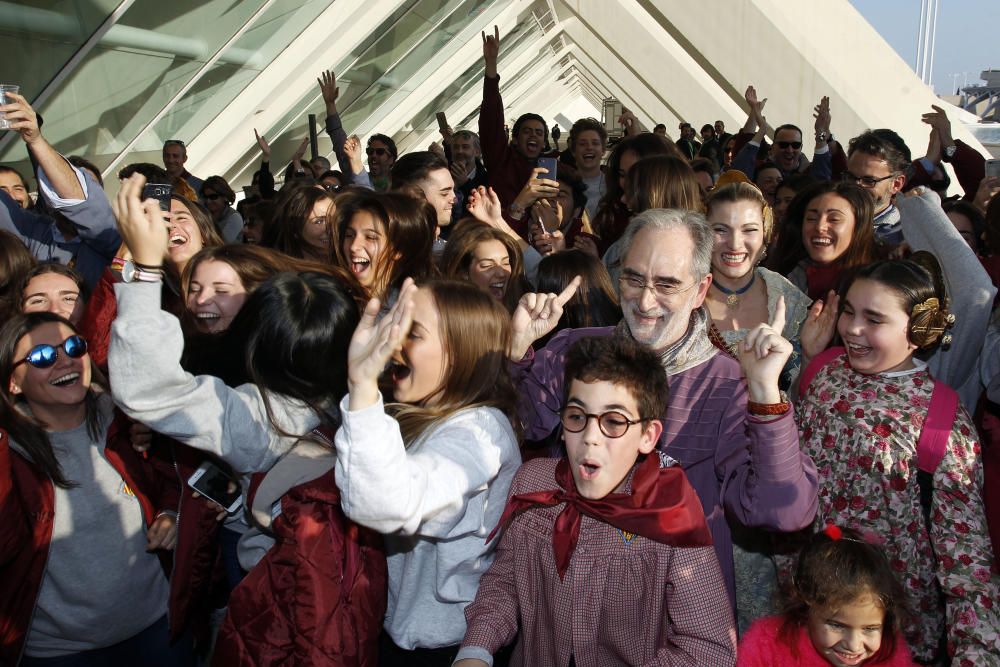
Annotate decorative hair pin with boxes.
[910,297,954,346]
[822,524,868,544]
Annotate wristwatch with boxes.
[815,131,827,142]
[119,259,164,283]
[508,202,526,220]
[943,144,957,161]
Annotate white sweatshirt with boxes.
[334,394,521,649]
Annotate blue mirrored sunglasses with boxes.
[13,335,88,369]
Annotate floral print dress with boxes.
[797,353,1000,665]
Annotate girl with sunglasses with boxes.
[337,277,520,665]
[0,312,191,666]
[108,174,386,665]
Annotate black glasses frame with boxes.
[560,405,651,439]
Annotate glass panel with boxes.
[0,0,269,176]
[0,0,120,101]
[226,0,491,186]
[114,0,335,181]
[221,0,426,184]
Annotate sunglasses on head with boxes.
[164,139,186,148]
[13,335,88,369]
[776,141,802,150]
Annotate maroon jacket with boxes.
[0,413,178,666]
[212,471,387,666]
[479,75,536,239]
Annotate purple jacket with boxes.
[512,326,818,603]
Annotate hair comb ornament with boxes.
[823,524,843,541]
[910,297,954,348]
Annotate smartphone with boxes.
[187,461,241,514]
[142,183,173,212]
[436,111,449,131]
[536,156,558,181]
[986,159,1000,180]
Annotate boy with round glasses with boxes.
[454,335,737,667]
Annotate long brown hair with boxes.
[269,186,335,262]
[769,181,876,276]
[439,222,526,313]
[333,190,437,301]
[0,313,106,488]
[390,280,516,445]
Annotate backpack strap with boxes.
[917,379,959,475]
[798,346,846,395]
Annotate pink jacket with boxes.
[737,616,917,667]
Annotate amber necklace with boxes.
[711,271,756,307]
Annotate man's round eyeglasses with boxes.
[560,406,652,439]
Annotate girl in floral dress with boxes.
[795,252,1000,665]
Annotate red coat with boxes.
[212,471,387,666]
[0,413,178,666]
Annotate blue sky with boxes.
[850,0,998,95]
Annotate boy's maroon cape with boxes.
[490,452,712,578]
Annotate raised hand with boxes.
[254,128,271,160]
[348,279,417,410]
[0,92,41,145]
[427,141,446,161]
[115,173,170,268]
[530,222,565,256]
[482,25,500,77]
[921,105,954,147]
[973,175,1000,214]
[618,108,639,136]
[514,167,559,208]
[573,233,599,258]
[799,290,839,362]
[531,197,563,234]
[737,295,792,404]
[317,70,339,106]
[467,185,503,225]
[449,160,469,187]
[813,96,831,136]
[344,134,364,173]
[292,136,309,162]
[745,85,767,125]
[510,277,582,360]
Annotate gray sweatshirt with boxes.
[898,190,996,410]
[108,282,320,473]
[22,394,168,657]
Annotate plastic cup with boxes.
[0,84,20,130]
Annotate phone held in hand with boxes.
[986,159,1000,180]
[536,156,558,181]
[141,183,173,212]
[436,111,449,131]
[187,461,241,514]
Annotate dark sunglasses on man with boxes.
[775,141,802,150]
[366,147,389,157]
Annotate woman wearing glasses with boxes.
[0,312,192,666]
[200,176,243,244]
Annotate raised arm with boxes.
[1,93,82,200]
[108,175,318,472]
[479,26,509,174]
[318,70,353,177]
[808,96,832,181]
[253,129,276,199]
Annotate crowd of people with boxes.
[1,23,1000,667]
